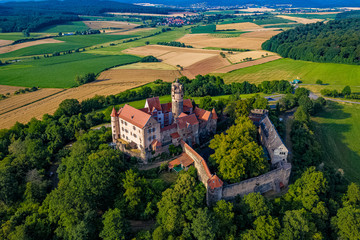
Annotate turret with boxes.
[110,107,120,141]
[172,79,183,119]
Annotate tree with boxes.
[294,106,310,123]
[342,86,351,96]
[191,208,217,240]
[253,97,268,110]
[343,183,360,207]
[22,29,30,37]
[298,95,314,114]
[123,169,145,212]
[54,99,81,117]
[100,208,131,240]
[316,80,323,85]
[213,200,236,238]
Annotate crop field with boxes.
[182,55,229,79]
[216,22,262,31]
[0,40,14,47]
[191,25,216,34]
[0,34,135,58]
[39,21,89,33]
[0,53,141,88]
[0,32,51,41]
[115,62,177,70]
[312,102,360,183]
[177,30,278,50]
[219,16,295,25]
[124,45,221,67]
[0,68,180,129]
[209,31,247,38]
[0,88,63,115]
[0,85,23,95]
[110,28,156,35]
[83,21,139,30]
[277,15,323,24]
[219,58,360,88]
[284,13,338,19]
[0,38,63,54]
[226,50,275,63]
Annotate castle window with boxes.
[126,136,128,140]
[134,134,137,138]
[148,137,151,141]
[133,126,136,130]
[122,127,124,131]
[152,128,155,132]
[121,120,123,124]
[125,122,127,126]
[122,134,125,138]
[125,129,128,133]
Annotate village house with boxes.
[110,79,218,162]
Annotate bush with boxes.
[141,55,160,62]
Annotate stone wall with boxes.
[222,162,291,200]
[182,141,211,188]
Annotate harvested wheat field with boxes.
[0,88,63,115]
[0,38,63,54]
[83,21,139,30]
[177,33,275,50]
[213,55,282,73]
[115,62,177,70]
[124,45,221,67]
[181,55,230,79]
[277,15,323,24]
[0,40,13,47]
[0,85,23,95]
[226,50,276,63]
[216,22,262,31]
[108,12,197,17]
[0,69,181,129]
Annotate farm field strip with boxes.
[0,40,14,47]
[216,22,263,31]
[0,85,23,95]
[226,50,276,63]
[83,21,139,30]
[181,55,230,79]
[115,62,177,70]
[0,88,65,115]
[277,15,323,24]
[0,38,63,54]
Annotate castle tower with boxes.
[172,79,183,119]
[110,107,120,142]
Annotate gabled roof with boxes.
[160,123,177,132]
[110,107,118,117]
[146,97,161,112]
[168,153,194,169]
[208,175,223,190]
[178,112,188,118]
[171,132,180,139]
[260,115,286,152]
[211,108,218,120]
[161,102,172,113]
[118,104,152,129]
[194,107,211,121]
[177,114,199,129]
[183,99,193,112]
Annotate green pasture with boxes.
[0,32,51,41]
[191,25,216,34]
[39,21,89,33]
[0,34,136,58]
[0,53,140,88]
[263,24,301,28]
[284,13,338,20]
[218,58,360,89]
[219,16,295,25]
[312,102,360,183]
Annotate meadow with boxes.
[0,34,135,58]
[190,25,216,34]
[0,53,140,88]
[39,21,89,33]
[312,102,360,183]
[219,16,295,25]
[0,32,51,41]
[284,13,338,20]
[219,58,360,89]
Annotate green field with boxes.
[0,53,140,88]
[39,21,89,33]
[312,102,360,183]
[219,58,360,89]
[284,13,338,20]
[0,32,52,41]
[219,16,295,25]
[191,25,216,34]
[0,34,136,58]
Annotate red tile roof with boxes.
[208,175,223,190]
[146,97,161,112]
[177,114,199,129]
[110,107,118,117]
[184,99,193,108]
[161,102,172,113]
[168,153,194,169]
[118,104,152,129]
[194,107,211,121]
[178,112,188,118]
[181,140,212,178]
[160,123,177,132]
[171,132,180,139]
[211,108,218,120]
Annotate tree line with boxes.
[262,18,360,65]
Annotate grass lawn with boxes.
[159,171,178,184]
[219,58,360,89]
[39,21,89,33]
[0,34,136,58]
[0,53,140,88]
[312,102,360,183]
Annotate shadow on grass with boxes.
[312,103,360,184]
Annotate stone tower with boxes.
[110,107,120,142]
[172,79,183,119]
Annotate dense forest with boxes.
[262,18,360,65]
[0,76,359,239]
[0,0,178,32]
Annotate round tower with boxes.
[110,107,120,141]
[172,79,183,119]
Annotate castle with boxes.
[110,79,218,162]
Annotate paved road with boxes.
[309,91,360,105]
